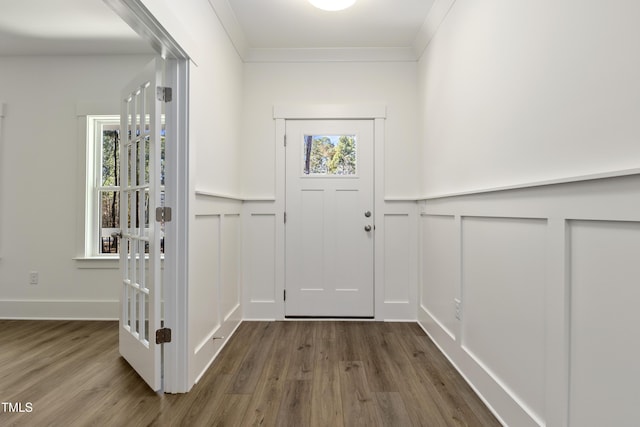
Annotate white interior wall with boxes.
[241,62,420,321]
[417,1,640,426]
[0,103,4,259]
[419,0,640,197]
[241,61,420,199]
[0,54,153,318]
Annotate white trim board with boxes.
[245,47,417,63]
[0,300,119,320]
[206,0,456,63]
[413,0,457,59]
[417,174,640,426]
[274,104,386,120]
[420,168,640,201]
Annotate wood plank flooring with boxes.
[0,320,501,426]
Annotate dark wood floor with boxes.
[0,320,500,426]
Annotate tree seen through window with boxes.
[304,134,356,175]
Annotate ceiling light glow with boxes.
[309,0,357,12]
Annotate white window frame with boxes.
[85,114,121,258]
[81,114,167,260]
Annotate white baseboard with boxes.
[419,304,539,427]
[0,299,118,320]
[191,304,242,386]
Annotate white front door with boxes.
[118,58,164,391]
[285,119,374,317]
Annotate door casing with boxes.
[273,105,387,320]
[106,0,190,393]
[284,119,375,317]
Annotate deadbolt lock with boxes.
[364,211,372,218]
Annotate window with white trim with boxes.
[85,115,164,256]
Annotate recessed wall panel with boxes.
[421,215,457,338]
[462,217,546,422]
[384,214,411,302]
[191,215,221,345]
[220,214,240,320]
[569,220,640,427]
[247,214,277,302]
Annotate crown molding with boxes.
[207,0,249,58]
[244,47,417,63]
[209,0,454,63]
[412,0,457,60]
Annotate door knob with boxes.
[364,211,371,218]
[364,225,372,232]
[111,230,123,239]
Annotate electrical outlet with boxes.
[29,271,39,285]
[454,298,461,320]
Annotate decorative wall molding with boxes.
[192,305,242,385]
[418,173,640,427]
[420,168,640,201]
[207,0,455,63]
[206,0,249,59]
[189,197,243,387]
[245,47,417,63]
[413,0,457,59]
[195,190,245,202]
[273,104,386,120]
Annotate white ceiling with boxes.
[0,0,444,60]
[226,0,435,49]
[0,0,153,55]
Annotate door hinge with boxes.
[156,86,173,102]
[156,207,172,222]
[284,212,287,224]
[156,327,172,344]
[284,289,286,301]
[284,135,287,147]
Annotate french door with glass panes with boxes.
[117,58,165,391]
[285,119,374,317]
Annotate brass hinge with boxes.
[156,207,172,222]
[156,86,173,102]
[156,327,172,344]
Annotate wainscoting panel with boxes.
[375,203,418,320]
[245,214,277,300]
[220,214,241,321]
[420,214,457,339]
[417,173,640,427]
[243,200,417,320]
[383,214,411,303]
[189,195,243,387]
[461,216,546,424]
[568,220,640,427]
[242,200,282,319]
[191,214,221,348]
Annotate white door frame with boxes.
[273,105,387,320]
[105,0,190,393]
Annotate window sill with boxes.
[73,255,165,269]
[73,256,119,269]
